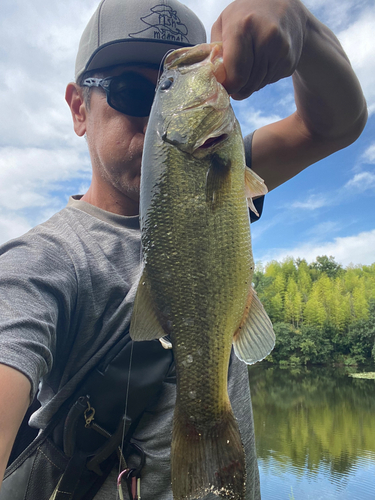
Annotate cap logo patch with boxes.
[129,5,190,43]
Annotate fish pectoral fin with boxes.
[129,270,166,342]
[233,286,275,364]
[244,166,268,216]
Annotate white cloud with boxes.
[291,194,329,210]
[0,2,96,149]
[235,107,284,136]
[277,92,296,111]
[361,143,375,164]
[304,0,370,31]
[185,0,226,35]
[0,211,32,245]
[259,229,375,266]
[0,76,73,149]
[0,146,91,211]
[345,171,375,191]
[337,6,375,115]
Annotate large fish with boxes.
[130,42,275,500]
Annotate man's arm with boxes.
[211,0,368,191]
[0,364,31,487]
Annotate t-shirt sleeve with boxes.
[0,235,77,401]
[243,131,265,224]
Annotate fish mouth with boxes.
[198,134,228,150]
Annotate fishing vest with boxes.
[0,330,174,500]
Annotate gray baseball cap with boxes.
[75,0,207,81]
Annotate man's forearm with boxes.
[211,0,367,190]
[293,11,367,146]
[0,365,31,489]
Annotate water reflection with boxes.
[248,364,375,499]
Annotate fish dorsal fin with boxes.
[245,166,268,216]
[130,269,166,341]
[233,287,275,364]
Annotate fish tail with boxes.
[171,405,246,500]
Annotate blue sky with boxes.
[0,0,374,267]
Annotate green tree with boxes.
[254,256,375,365]
[330,278,351,331]
[280,257,298,283]
[270,292,284,323]
[309,255,343,279]
[304,294,326,327]
[297,261,312,301]
[284,278,303,327]
[304,276,331,327]
[351,277,369,321]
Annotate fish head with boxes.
[152,43,235,156]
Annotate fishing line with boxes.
[116,338,135,500]
[157,49,175,84]
[116,236,144,499]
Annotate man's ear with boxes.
[65,83,87,137]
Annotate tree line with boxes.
[253,255,375,365]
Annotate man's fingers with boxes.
[223,41,253,95]
[211,9,256,97]
[210,16,223,43]
[209,0,308,100]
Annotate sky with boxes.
[0,0,374,268]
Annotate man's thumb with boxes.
[210,15,223,42]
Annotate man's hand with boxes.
[211,0,367,191]
[211,0,308,99]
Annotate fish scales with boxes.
[143,139,250,407]
[130,42,275,500]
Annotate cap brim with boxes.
[84,38,194,74]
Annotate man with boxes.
[0,0,367,499]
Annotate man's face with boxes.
[83,65,159,212]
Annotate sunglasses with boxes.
[82,71,156,117]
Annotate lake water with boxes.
[248,364,375,500]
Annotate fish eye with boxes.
[159,77,174,91]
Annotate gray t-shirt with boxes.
[0,197,142,428]
[0,132,261,499]
[0,197,260,499]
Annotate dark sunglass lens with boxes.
[108,73,156,117]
